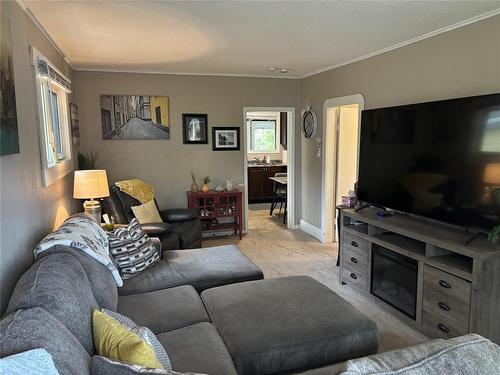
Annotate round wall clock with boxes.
[302,108,318,139]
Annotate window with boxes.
[248,120,278,152]
[481,109,500,153]
[33,47,73,186]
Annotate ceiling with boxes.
[24,0,500,78]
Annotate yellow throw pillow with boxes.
[131,200,163,224]
[92,310,163,369]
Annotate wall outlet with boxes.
[316,147,321,158]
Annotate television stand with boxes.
[339,207,500,344]
[354,203,371,212]
[464,231,484,246]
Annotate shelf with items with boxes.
[187,190,243,239]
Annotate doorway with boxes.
[321,95,364,243]
[243,107,295,233]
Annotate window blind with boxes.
[37,58,71,93]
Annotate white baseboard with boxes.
[299,220,323,241]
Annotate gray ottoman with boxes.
[201,276,378,375]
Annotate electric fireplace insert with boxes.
[371,245,418,320]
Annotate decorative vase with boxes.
[191,181,199,193]
[226,178,234,191]
[202,184,209,192]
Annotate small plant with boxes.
[203,176,211,185]
[78,151,98,170]
[488,225,500,245]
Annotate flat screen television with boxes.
[358,93,500,232]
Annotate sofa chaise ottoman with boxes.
[118,244,264,295]
[201,276,379,375]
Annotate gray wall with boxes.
[0,2,75,312]
[73,71,300,212]
[299,15,500,228]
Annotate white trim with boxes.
[73,67,299,79]
[299,220,323,241]
[16,0,73,68]
[321,95,364,244]
[243,107,296,232]
[32,47,74,187]
[301,8,500,79]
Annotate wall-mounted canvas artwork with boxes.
[100,95,170,140]
[70,103,80,145]
[0,17,20,156]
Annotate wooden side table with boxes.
[187,190,243,239]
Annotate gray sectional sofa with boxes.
[0,223,380,375]
[2,221,499,374]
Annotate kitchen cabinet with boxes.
[248,165,287,203]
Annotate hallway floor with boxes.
[203,205,428,353]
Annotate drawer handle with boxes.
[351,241,358,247]
[350,273,358,280]
[439,280,451,289]
[438,302,450,312]
[351,257,358,264]
[437,323,450,333]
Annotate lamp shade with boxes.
[484,163,500,185]
[73,170,110,199]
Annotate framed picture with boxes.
[100,95,170,140]
[212,127,240,151]
[182,113,208,144]
[69,103,80,145]
[0,16,20,156]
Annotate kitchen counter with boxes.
[248,163,287,168]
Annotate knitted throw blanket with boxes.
[115,179,155,204]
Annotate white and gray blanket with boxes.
[34,213,123,287]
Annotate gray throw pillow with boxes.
[340,334,500,375]
[101,309,171,370]
[107,219,160,279]
[90,356,205,375]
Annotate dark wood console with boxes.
[339,207,500,343]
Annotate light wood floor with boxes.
[203,205,428,353]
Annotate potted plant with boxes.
[488,225,500,245]
[202,176,210,192]
[78,151,98,170]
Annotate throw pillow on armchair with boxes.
[103,181,202,250]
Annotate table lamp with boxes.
[484,163,500,205]
[73,170,110,223]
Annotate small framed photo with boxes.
[212,127,240,151]
[69,103,80,145]
[183,113,208,144]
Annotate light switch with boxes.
[316,138,322,143]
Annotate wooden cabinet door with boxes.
[248,167,265,199]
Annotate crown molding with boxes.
[71,66,300,79]
[300,8,500,79]
[16,0,73,68]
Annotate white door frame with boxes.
[320,94,364,243]
[242,107,296,232]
